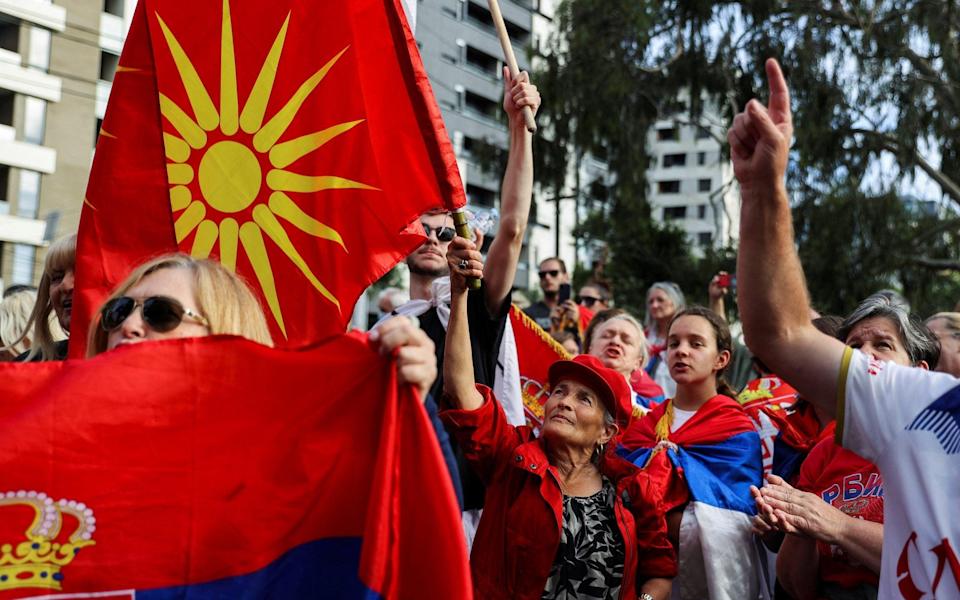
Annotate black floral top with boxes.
[541,479,625,599]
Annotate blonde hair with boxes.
[0,289,39,356]
[87,253,273,356]
[20,234,73,361]
[926,312,960,333]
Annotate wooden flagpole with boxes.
[487,0,537,133]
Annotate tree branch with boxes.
[900,45,959,115]
[912,257,960,271]
[850,128,960,207]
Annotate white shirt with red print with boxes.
[838,347,960,599]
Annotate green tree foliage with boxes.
[795,187,960,316]
[537,0,960,317]
[534,0,704,314]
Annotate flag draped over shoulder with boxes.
[71,0,465,357]
[508,305,570,430]
[0,335,470,599]
[619,397,765,600]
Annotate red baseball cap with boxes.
[547,354,633,430]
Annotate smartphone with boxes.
[717,273,732,288]
[558,283,572,303]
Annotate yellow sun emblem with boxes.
[155,0,378,337]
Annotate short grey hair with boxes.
[838,292,940,368]
[643,281,686,332]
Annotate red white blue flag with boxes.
[0,335,470,598]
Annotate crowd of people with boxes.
[3,59,959,600]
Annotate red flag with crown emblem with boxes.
[0,335,470,598]
[70,0,465,356]
[509,305,572,430]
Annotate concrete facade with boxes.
[0,0,135,289]
[646,108,740,254]
[415,0,536,287]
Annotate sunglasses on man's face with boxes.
[538,269,561,279]
[100,295,210,333]
[421,222,456,242]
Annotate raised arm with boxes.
[482,68,540,314]
[730,58,846,417]
[708,271,729,322]
[443,236,485,410]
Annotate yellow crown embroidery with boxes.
[0,490,96,592]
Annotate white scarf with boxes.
[373,277,451,330]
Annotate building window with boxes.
[27,27,51,71]
[465,45,500,77]
[697,151,706,166]
[463,90,501,123]
[696,126,711,139]
[0,89,13,127]
[657,180,680,194]
[466,183,496,207]
[698,178,711,192]
[697,204,707,219]
[104,0,125,17]
[465,1,530,44]
[95,118,104,146]
[0,164,9,207]
[23,97,46,145]
[17,170,41,218]
[11,244,36,285]
[0,19,18,53]
[656,127,679,141]
[697,231,713,246]
[100,51,120,82]
[663,206,686,220]
[662,153,686,168]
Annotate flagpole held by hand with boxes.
[452,208,482,290]
[487,0,537,133]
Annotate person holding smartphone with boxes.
[524,257,574,331]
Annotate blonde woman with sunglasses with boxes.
[87,253,272,356]
[86,254,438,404]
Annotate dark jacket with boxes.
[15,339,69,362]
[442,386,677,600]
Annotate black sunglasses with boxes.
[538,269,561,279]
[577,295,602,307]
[421,222,456,242]
[100,296,210,333]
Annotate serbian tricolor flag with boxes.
[507,305,571,430]
[0,335,469,598]
[71,0,465,357]
[619,397,765,599]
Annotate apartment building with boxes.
[415,0,537,286]
[0,0,64,288]
[646,110,740,254]
[0,0,134,288]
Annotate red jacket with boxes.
[442,386,677,600]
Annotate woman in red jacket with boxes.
[441,235,675,600]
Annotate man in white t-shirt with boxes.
[730,58,960,599]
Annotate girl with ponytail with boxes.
[619,306,765,600]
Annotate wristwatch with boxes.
[639,594,654,600]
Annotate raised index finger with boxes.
[765,58,791,125]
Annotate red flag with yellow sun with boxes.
[71,0,464,355]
